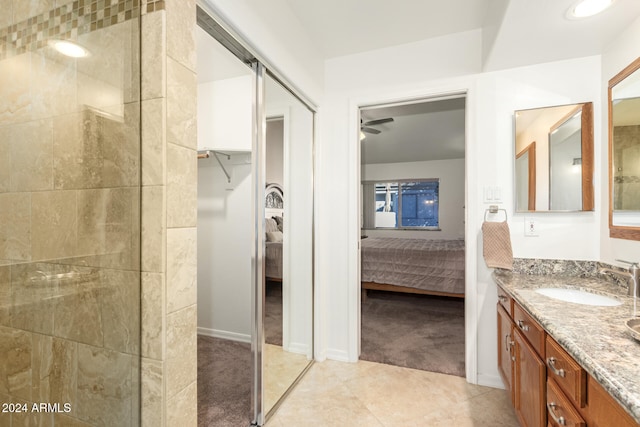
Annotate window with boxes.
[363,179,440,230]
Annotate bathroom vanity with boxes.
[494,271,640,427]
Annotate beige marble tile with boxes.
[141,11,166,101]
[53,111,100,190]
[268,360,520,427]
[31,190,77,261]
[0,193,31,261]
[8,399,54,427]
[0,265,10,326]
[53,287,103,347]
[0,391,10,427]
[0,53,32,125]
[166,227,197,313]
[31,335,77,407]
[420,388,519,427]
[0,129,10,192]
[76,187,136,259]
[141,97,166,186]
[12,0,54,23]
[78,19,140,106]
[9,119,54,192]
[141,185,165,273]
[166,305,197,398]
[141,272,164,360]
[166,380,197,427]
[53,414,92,426]
[76,344,133,426]
[101,102,140,188]
[0,325,32,401]
[0,0,12,28]
[264,344,311,414]
[165,0,196,72]
[167,143,197,227]
[141,357,164,427]
[100,269,140,354]
[30,49,78,121]
[166,58,197,150]
[9,263,56,335]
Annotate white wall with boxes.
[198,76,252,151]
[362,159,465,240]
[197,161,253,341]
[600,15,640,263]
[320,26,602,387]
[266,119,284,186]
[197,77,253,341]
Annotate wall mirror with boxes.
[514,102,594,212]
[609,57,640,240]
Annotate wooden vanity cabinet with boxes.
[497,285,640,427]
[497,292,546,427]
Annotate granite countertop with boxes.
[493,270,640,424]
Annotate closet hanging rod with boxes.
[197,150,232,183]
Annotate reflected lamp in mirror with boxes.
[514,102,594,212]
[609,57,640,240]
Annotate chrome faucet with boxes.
[599,259,640,298]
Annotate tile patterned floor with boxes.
[267,360,520,427]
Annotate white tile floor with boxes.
[267,360,520,427]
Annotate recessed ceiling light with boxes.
[569,0,614,18]
[48,39,91,58]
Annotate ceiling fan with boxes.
[360,117,394,135]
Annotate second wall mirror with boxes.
[514,102,594,212]
[609,57,640,240]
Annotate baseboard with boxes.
[477,373,506,390]
[284,342,311,356]
[324,348,351,362]
[197,327,251,343]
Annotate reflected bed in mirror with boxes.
[609,57,640,240]
[514,102,594,212]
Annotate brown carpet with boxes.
[197,336,252,427]
[360,290,465,377]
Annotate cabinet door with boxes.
[514,328,547,427]
[497,305,514,401]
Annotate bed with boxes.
[361,237,465,298]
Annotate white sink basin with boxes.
[535,288,622,307]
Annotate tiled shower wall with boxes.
[0,0,197,425]
[140,0,198,425]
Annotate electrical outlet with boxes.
[524,218,538,237]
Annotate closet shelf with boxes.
[197,149,251,183]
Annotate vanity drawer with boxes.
[513,303,545,357]
[545,336,586,408]
[547,378,586,427]
[497,286,512,315]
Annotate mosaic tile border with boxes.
[0,0,165,60]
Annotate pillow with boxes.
[272,216,284,232]
[266,231,283,243]
[265,217,279,233]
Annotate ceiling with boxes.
[360,97,466,165]
[282,0,640,165]
[283,0,640,70]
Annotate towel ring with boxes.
[484,205,508,222]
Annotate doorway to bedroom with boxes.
[359,95,466,377]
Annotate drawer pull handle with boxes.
[547,402,566,426]
[517,319,529,331]
[547,357,566,378]
[505,334,515,352]
[498,295,507,303]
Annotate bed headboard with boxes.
[265,183,284,218]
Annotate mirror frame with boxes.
[515,141,536,211]
[608,57,640,241]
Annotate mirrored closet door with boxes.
[195,4,315,426]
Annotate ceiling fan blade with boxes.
[361,127,381,134]
[363,117,394,126]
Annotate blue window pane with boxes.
[400,181,439,227]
